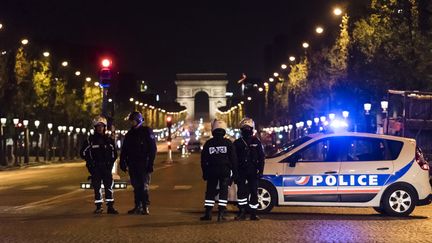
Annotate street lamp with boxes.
[94,82,100,87]
[273,72,279,77]
[269,78,274,82]
[23,120,30,164]
[381,101,388,112]
[247,96,252,101]
[333,7,343,16]
[281,64,287,69]
[12,118,19,166]
[34,120,40,162]
[315,26,324,34]
[61,61,68,67]
[0,118,6,166]
[43,51,50,57]
[329,113,336,121]
[45,123,53,161]
[258,87,263,92]
[85,77,91,82]
[75,71,81,76]
[21,39,29,45]
[302,42,309,49]
[364,103,372,115]
[289,56,296,62]
[0,23,3,30]
[342,111,349,119]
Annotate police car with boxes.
[233,132,432,216]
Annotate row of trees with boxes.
[270,0,432,124]
[0,45,102,128]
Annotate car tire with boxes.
[256,180,277,214]
[382,185,417,217]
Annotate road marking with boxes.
[21,185,49,190]
[13,189,83,211]
[173,185,192,190]
[149,185,159,190]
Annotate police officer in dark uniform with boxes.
[200,119,237,221]
[120,111,157,215]
[234,118,265,220]
[80,116,118,214]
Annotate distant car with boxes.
[187,141,202,153]
[228,132,432,216]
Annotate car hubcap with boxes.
[257,187,271,211]
[389,190,411,213]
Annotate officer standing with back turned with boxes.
[200,119,237,221]
[234,117,265,220]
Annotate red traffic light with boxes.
[101,58,112,68]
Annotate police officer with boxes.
[80,116,118,214]
[234,118,265,220]
[200,119,237,221]
[120,111,157,215]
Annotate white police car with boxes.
[238,132,431,216]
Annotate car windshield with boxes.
[265,136,313,158]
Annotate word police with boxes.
[312,174,379,186]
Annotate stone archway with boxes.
[175,73,228,121]
[194,91,210,120]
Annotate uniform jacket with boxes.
[234,136,265,175]
[120,125,157,171]
[80,133,117,171]
[201,136,238,178]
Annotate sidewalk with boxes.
[0,157,83,171]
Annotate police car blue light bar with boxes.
[80,182,128,189]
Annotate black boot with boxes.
[107,202,119,215]
[141,205,149,215]
[235,208,247,220]
[200,207,212,221]
[217,207,227,222]
[128,203,143,215]
[93,203,103,214]
[250,208,260,221]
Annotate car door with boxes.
[338,136,395,202]
[281,137,343,202]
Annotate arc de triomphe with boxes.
[175,73,228,121]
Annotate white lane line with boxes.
[173,185,192,190]
[21,185,49,190]
[13,189,83,210]
[149,185,159,190]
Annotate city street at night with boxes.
[2,152,432,242]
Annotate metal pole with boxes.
[24,126,30,164]
[0,125,5,166]
[13,126,18,166]
[35,128,39,162]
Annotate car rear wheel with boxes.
[256,181,277,214]
[382,185,417,217]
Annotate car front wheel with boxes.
[256,181,277,213]
[382,185,417,217]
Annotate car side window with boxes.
[285,138,340,162]
[344,137,388,161]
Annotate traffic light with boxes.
[99,58,112,88]
[166,116,172,142]
[166,116,172,128]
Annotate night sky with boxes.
[0,0,346,92]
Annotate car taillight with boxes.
[416,147,429,171]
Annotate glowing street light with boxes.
[342,111,349,119]
[269,78,274,82]
[289,56,296,62]
[0,23,3,30]
[43,51,50,57]
[21,39,29,45]
[94,82,100,87]
[333,7,343,16]
[273,72,279,77]
[129,97,134,102]
[281,64,287,69]
[302,42,309,49]
[263,82,269,87]
[247,96,252,101]
[258,87,264,92]
[315,26,324,34]
[108,98,113,103]
[85,77,91,82]
[381,101,389,112]
[75,71,81,76]
[364,103,372,114]
[61,61,68,67]
[101,58,112,68]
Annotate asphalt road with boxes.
[2,152,432,242]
